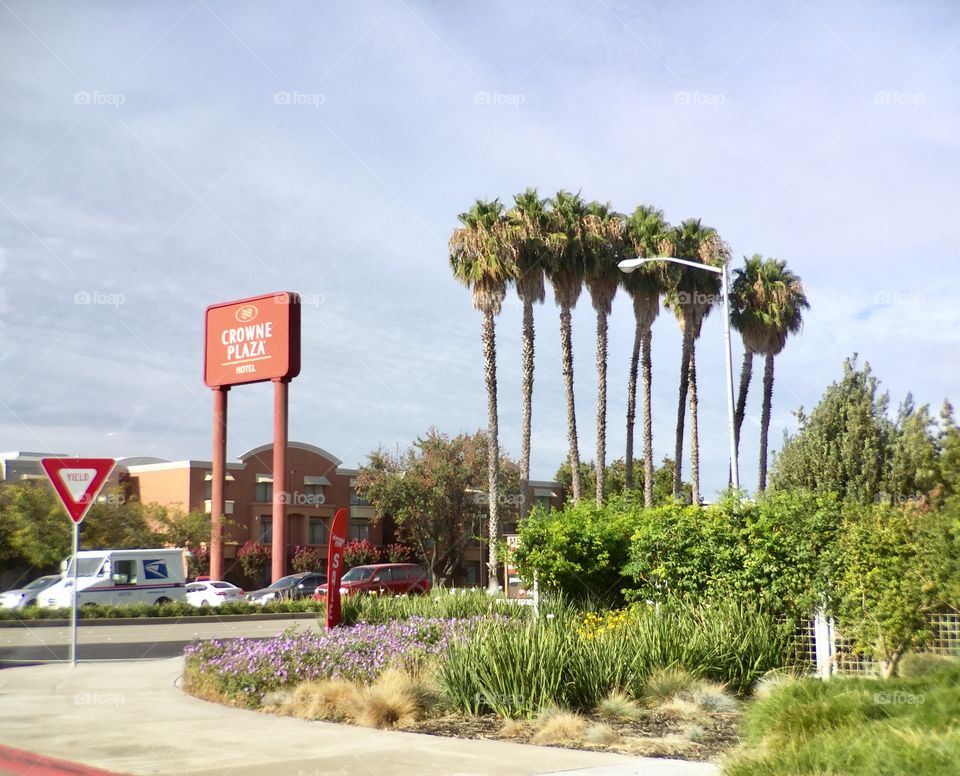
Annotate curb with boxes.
[0,612,321,629]
[0,742,128,775]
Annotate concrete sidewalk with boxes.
[0,659,719,776]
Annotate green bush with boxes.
[438,598,797,718]
[339,589,533,626]
[0,598,323,621]
[725,665,960,776]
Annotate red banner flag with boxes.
[325,507,348,629]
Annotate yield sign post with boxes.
[40,458,115,667]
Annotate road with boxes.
[0,616,321,667]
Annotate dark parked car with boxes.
[246,572,327,604]
[314,563,430,599]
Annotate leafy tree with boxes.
[554,457,691,505]
[237,542,270,587]
[543,190,590,503]
[356,429,520,584]
[449,199,515,587]
[835,503,957,678]
[770,356,894,503]
[883,395,940,503]
[938,400,960,498]
[621,205,671,505]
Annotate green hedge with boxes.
[0,598,326,621]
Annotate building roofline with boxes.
[125,460,245,473]
[239,441,343,466]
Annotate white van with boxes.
[40,548,188,608]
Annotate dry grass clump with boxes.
[499,718,529,739]
[619,734,692,757]
[752,667,801,700]
[596,690,643,721]
[276,679,359,721]
[583,722,621,746]
[687,681,739,712]
[658,695,703,719]
[353,669,433,729]
[532,709,587,745]
[642,666,697,705]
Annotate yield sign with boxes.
[40,458,116,524]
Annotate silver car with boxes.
[0,575,62,609]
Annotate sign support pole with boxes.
[70,521,79,667]
[271,379,289,583]
[210,386,229,581]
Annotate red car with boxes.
[314,563,430,599]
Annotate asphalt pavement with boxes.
[0,658,720,776]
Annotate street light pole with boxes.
[619,256,740,493]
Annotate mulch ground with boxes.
[397,708,741,761]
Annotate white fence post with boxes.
[814,608,835,679]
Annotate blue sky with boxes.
[1,0,958,497]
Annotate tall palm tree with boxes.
[662,219,729,503]
[449,199,515,589]
[583,201,625,505]
[543,190,589,503]
[622,206,671,507]
[733,258,809,492]
[506,189,549,517]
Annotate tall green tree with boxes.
[729,256,809,492]
[356,429,521,584]
[543,190,590,503]
[940,400,960,498]
[506,189,549,518]
[884,395,940,503]
[583,201,625,504]
[621,205,671,506]
[661,219,728,503]
[769,356,894,503]
[449,199,515,588]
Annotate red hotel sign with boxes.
[204,292,301,387]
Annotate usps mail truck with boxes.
[40,548,188,608]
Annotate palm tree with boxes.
[449,199,515,589]
[728,258,809,491]
[583,201,625,505]
[506,189,549,517]
[543,190,589,503]
[622,206,671,507]
[662,219,729,503]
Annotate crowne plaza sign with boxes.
[204,292,301,387]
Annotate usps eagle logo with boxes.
[144,560,169,580]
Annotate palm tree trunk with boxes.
[731,349,753,484]
[673,322,693,499]
[482,308,502,591]
[625,318,641,493]
[758,352,775,492]
[689,338,700,505]
[595,309,608,505]
[560,303,582,502]
[520,298,535,519]
[641,323,654,508]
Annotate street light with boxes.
[618,256,740,491]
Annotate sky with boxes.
[1,0,958,497]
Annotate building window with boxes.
[303,483,325,504]
[465,563,480,587]
[349,478,369,506]
[255,481,273,503]
[348,519,369,541]
[259,516,272,543]
[204,481,212,500]
[309,517,329,545]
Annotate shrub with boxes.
[343,539,383,568]
[291,546,326,573]
[340,588,531,626]
[236,542,271,587]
